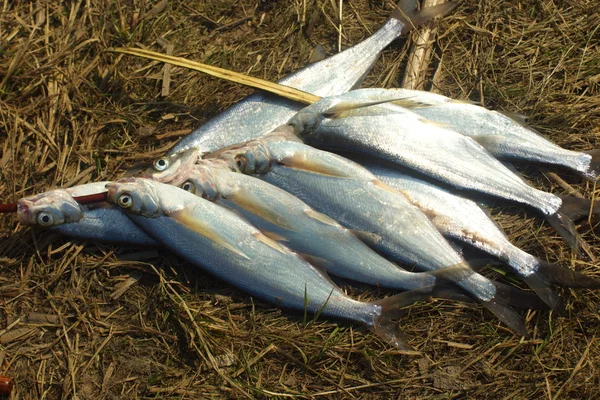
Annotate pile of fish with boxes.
[8,1,600,350]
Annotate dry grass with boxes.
[0,0,599,398]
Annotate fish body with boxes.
[289,89,563,217]
[359,162,536,275]
[366,88,595,179]
[159,157,441,291]
[212,135,534,335]
[361,160,579,311]
[170,2,457,155]
[106,178,447,349]
[16,182,157,246]
[213,136,507,298]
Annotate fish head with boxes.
[210,140,273,176]
[288,109,322,138]
[17,190,83,227]
[141,148,200,185]
[106,178,161,218]
[179,163,221,201]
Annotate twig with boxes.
[402,0,445,89]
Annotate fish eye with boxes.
[37,211,55,226]
[118,193,133,209]
[182,181,196,193]
[153,157,170,172]
[234,155,247,172]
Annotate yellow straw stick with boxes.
[110,47,321,105]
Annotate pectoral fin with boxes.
[322,98,406,117]
[254,232,290,255]
[303,209,341,228]
[278,153,353,178]
[372,179,403,196]
[225,187,297,231]
[351,229,385,248]
[171,209,250,260]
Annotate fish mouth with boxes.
[16,201,31,225]
[104,184,119,205]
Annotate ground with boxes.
[0,0,599,398]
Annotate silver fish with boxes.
[17,183,157,247]
[146,151,454,292]
[287,88,588,250]
[211,133,530,335]
[365,88,598,179]
[169,1,457,155]
[106,177,450,350]
[362,159,600,312]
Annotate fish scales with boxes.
[290,90,563,216]
[106,179,381,324]
[213,136,498,302]
[153,156,441,291]
[373,88,594,178]
[17,183,158,247]
[169,0,459,155]
[362,160,542,277]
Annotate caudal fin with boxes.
[462,262,562,312]
[481,298,529,337]
[584,149,600,180]
[544,211,582,253]
[493,281,552,311]
[538,260,600,289]
[391,0,460,35]
[557,195,600,221]
[519,274,567,316]
[370,285,458,350]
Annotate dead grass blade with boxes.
[110,47,321,104]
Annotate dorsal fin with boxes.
[498,110,530,127]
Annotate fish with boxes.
[17,182,157,247]
[361,158,600,312]
[353,88,599,179]
[105,177,458,350]
[285,88,591,251]
[145,151,464,293]
[169,0,458,155]
[211,133,532,336]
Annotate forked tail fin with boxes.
[481,298,529,337]
[518,274,567,316]
[557,194,600,221]
[544,211,582,254]
[537,260,600,289]
[391,0,461,35]
[493,281,551,311]
[583,149,600,180]
[370,285,460,350]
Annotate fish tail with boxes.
[544,210,582,254]
[537,260,600,289]
[480,298,529,337]
[518,274,567,316]
[584,149,600,180]
[450,269,531,336]
[391,0,460,35]
[492,281,551,310]
[557,194,600,221]
[370,285,462,350]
